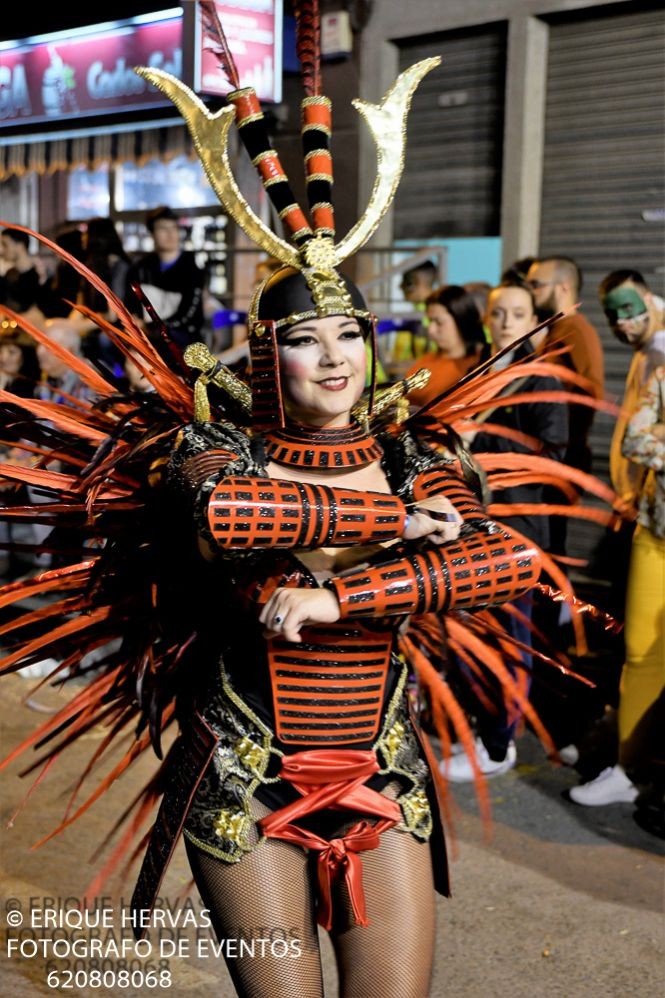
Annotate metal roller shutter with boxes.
[395,23,507,240]
[540,4,665,566]
[540,4,665,469]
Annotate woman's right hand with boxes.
[404,495,462,544]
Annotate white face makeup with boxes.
[277,315,367,427]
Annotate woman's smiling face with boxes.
[277,315,367,426]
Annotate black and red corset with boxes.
[267,622,394,747]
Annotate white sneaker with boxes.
[557,744,580,766]
[440,738,516,783]
[569,765,638,806]
[18,657,60,680]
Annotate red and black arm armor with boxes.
[327,464,541,617]
[207,477,406,549]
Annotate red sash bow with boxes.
[258,749,401,929]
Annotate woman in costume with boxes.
[149,258,542,995]
[0,5,627,997]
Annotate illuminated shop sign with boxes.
[0,11,182,128]
[0,2,282,130]
[190,0,282,103]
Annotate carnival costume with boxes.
[0,4,627,995]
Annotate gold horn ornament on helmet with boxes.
[134,57,440,268]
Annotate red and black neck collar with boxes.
[263,421,383,469]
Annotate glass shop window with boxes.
[114,155,220,212]
[67,165,110,219]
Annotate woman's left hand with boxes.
[260,587,341,643]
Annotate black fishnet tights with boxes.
[185,794,436,998]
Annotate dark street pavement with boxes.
[1,671,662,998]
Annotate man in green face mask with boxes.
[601,276,660,349]
[599,269,665,505]
[567,270,665,808]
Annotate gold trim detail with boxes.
[302,96,331,108]
[252,149,281,167]
[290,226,314,241]
[382,719,406,767]
[304,149,332,164]
[301,236,336,272]
[302,123,332,136]
[271,307,371,331]
[278,202,304,220]
[398,788,431,834]
[237,112,264,127]
[235,735,268,771]
[213,807,249,845]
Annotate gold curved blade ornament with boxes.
[134,68,298,268]
[184,341,253,420]
[351,367,431,425]
[333,57,441,266]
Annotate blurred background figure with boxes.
[0,332,40,580]
[36,317,91,403]
[562,273,665,807]
[443,281,568,781]
[570,367,665,808]
[37,222,86,320]
[0,333,39,398]
[463,280,492,333]
[124,351,154,394]
[526,255,604,475]
[125,206,205,354]
[501,256,536,284]
[0,227,47,329]
[67,217,131,373]
[526,256,604,587]
[601,269,665,509]
[386,258,440,374]
[253,255,282,290]
[28,318,93,570]
[400,259,439,308]
[406,285,486,408]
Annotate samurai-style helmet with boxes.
[135,1,439,430]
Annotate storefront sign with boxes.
[0,11,182,128]
[192,0,282,103]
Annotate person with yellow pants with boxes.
[571,368,665,805]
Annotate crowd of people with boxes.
[383,257,663,820]
[2,219,663,825]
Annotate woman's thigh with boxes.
[329,825,436,998]
[185,800,324,998]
